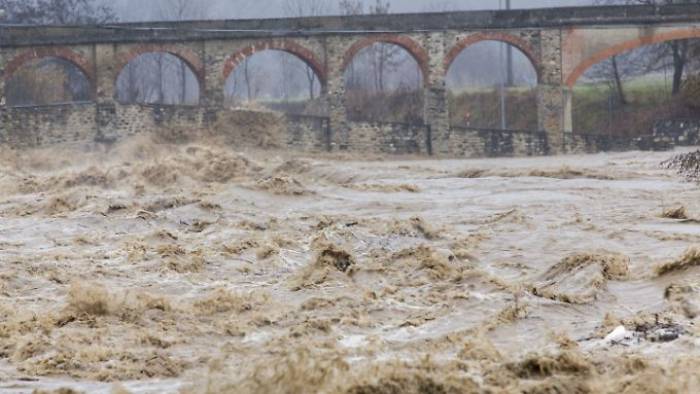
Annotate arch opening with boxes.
[5,57,91,107]
[115,52,200,106]
[571,38,700,137]
[566,29,700,88]
[343,42,425,124]
[446,41,538,130]
[224,49,323,115]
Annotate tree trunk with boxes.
[377,45,386,93]
[611,55,627,106]
[180,61,187,104]
[280,55,289,101]
[157,54,165,104]
[306,65,316,100]
[244,59,253,101]
[671,40,687,96]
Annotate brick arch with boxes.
[445,32,540,81]
[566,27,700,87]
[222,40,327,87]
[3,47,95,96]
[114,44,205,90]
[341,35,430,86]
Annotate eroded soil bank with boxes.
[0,136,699,393]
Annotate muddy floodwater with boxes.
[1,136,699,393]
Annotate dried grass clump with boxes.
[157,245,206,273]
[136,145,254,187]
[505,351,593,379]
[390,245,459,282]
[186,348,349,394]
[274,158,313,175]
[21,342,184,381]
[665,282,700,319]
[554,253,629,281]
[317,245,356,273]
[292,241,356,290]
[31,389,82,394]
[482,351,700,393]
[455,166,613,180]
[349,183,421,193]
[484,300,529,331]
[43,192,87,215]
[63,283,171,321]
[4,284,181,382]
[344,362,476,394]
[525,166,614,180]
[455,168,488,178]
[186,147,253,183]
[151,125,197,145]
[531,252,630,304]
[459,335,503,362]
[223,239,260,255]
[255,175,311,196]
[655,246,700,276]
[140,162,180,187]
[61,166,117,189]
[255,242,280,261]
[184,348,477,394]
[661,205,689,220]
[192,288,260,315]
[66,282,111,316]
[388,216,441,240]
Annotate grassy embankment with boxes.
[571,77,696,137]
[239,76,698,137]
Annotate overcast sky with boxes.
[113,0,591,21]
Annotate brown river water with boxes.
[0,135,699,393]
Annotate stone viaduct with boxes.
[1,4,700,156]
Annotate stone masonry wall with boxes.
[653,119,700,146]
[346,121,430,155]
[449,127,549,157]
[286,114,331,153]
[0,103,96,148]
[0,103,333,152]
[0,101,682,156]
[565,133,673,153]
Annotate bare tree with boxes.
[339,0,365,90]
[282,0,329,99]
[594,0,700,95]
[421,1,457,12]
[610,55,627,105]
[338,0,364,15]
[283,0,327,18]
[341,0,408,94]
[243,58,254,101]
[114,0,209,105]
[153,0,210,104]
[584,46,654,106]
[0,0,116,105]
[0,0,116,24]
